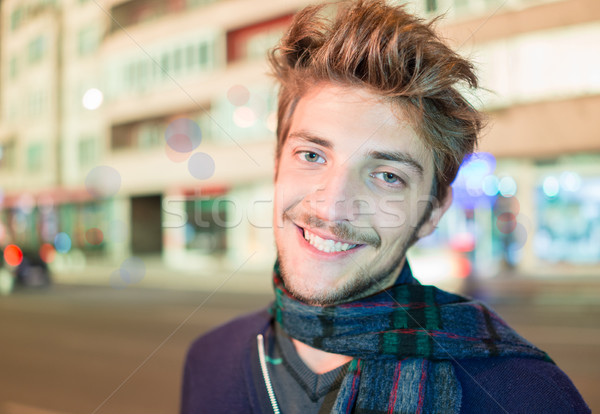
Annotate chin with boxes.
[283,280,346,306]
[280,265,374,306]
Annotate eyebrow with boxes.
[366,150,424,177]
[287,131,333,149]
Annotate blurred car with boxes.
[14,250,52,288]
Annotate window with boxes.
[173,48,183,72]
[11,8,23,31]
[425,0,438,12]
[27,143,44,172]
[78,137,97,167]
[198,42,208,66]
[160,53,170,75]
[135,60,148,89]
[77,26,100,56]
[226,15,292,63]
[28,36,47,64]
[57,202,107,254]
[185,197,227,253]
[0,141,16,170]
[535,173,600,264]
[28,90,45,117]
[111,123,136,150]
[138,124,160,148]
[186,45,196,69]
[111,120,162,150]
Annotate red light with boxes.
[496,213,517,234]
[456,256,472,279]
[39,243,56,263]
[449,232,476,252]
[4,244,23,266]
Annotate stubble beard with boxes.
[277,224,420,306]
[276,198,435,306]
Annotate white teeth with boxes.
[303,229,357,253]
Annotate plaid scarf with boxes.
[271,261,552,414]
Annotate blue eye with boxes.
[371,172,403,186]
[303,152,324,163]
[382,173,399,183]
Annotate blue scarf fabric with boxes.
[272,261,552,413]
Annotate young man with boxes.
[181,1,590,412]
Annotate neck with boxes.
[291,338,353,374]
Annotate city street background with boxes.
[1,273,599,414]
[1,0,600,412]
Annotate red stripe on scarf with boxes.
[416,359,428,414]
[346,360,362,414]
[387,360,403,413]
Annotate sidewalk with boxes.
[47,258,600,304]
[50,257,274,294]
[464,272,600,306]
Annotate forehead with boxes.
[286,84,433,171]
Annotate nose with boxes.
[303,168,366,223]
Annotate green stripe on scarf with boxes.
[272,260,551,413]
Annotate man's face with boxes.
[273,84,450,305]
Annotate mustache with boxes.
[284,208,381,248]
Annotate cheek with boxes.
[373,194,429,235]
[374,197,413,229]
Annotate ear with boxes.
[415,187,453,239]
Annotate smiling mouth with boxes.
[302,228,360,253]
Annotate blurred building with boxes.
[422,0,600,284]
[0,0,598,290]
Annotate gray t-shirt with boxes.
[267,323,350,413]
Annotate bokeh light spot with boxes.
[85,228,104,245]
[266,112,277,133]
[165,141,192,163]
[456,255,472,279]
[167,133,193,153]
[165,118,201,152]
[39,243,56,263]
[233,106,256,128]
[494,196,520,216]
[54,232,72,253]
[449,232,475,252]
[82,88,103,110]
[509,223,528,250]
[4,244,23,266]
[85,165,122,198]
[120,256,146,284]
[496,212,517,234]
[227,84,250,106]
[542,176,560,197]
[482,175,499,196]
[498,176,517,197]
[560,171,581,192]
[188,152,215,180]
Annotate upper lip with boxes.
[297,224,361,245]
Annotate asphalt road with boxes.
[0,283,598,413]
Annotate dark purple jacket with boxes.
[181,308,590,413]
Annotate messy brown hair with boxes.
[269,0,483,201]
